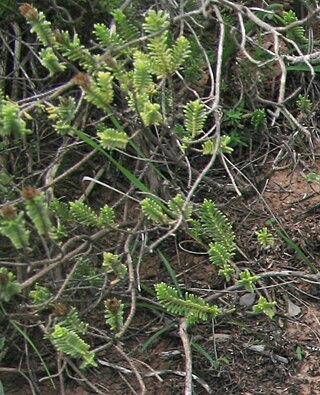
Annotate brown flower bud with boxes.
[0,272,9,287]
[53,303,69,316]
[72,72,92,90]
[101,54,117,69]
[21,185,38,200]
[1,205,17,220]
[19,4,38,20]
[53,29,66,44]
[105,297,120,313]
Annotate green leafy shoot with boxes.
[0,268,21,302]
[252,296,277,318]
[29,284,52,305]
[39,47,65,76]
[155,282,220,324]
[47,97,76,135]
[281,10,307,45]
[97,127,128,150]
[208,243,234,270]
[296,346,303,361]
[112,9,140,42]
[98,204,115,227]
[0,206,30,249]
[144,10,190,77]
[54,30,93,70]
[297,94,312,114]
[102,252,127,284]
[199,199,235,248]
[184,100,207,138]
[167,194,192,220]
[302,172,320,184]
[93,23,125,48]
[19,4,55,46]
[143,10,169,34]
[48,325,97,368]
[255,227,275,248]
[141,198,169,224]
[202,136,234,155]
[22,186,52,236]
[54,307,88,335]
[0,101,30,138]
[49,198,69,217]
[104,298,124,332]
[73,72,114,110]
[237,269,260,293]
[224,108,243,127]
[218,265,235,282]
[132,50,153,94]
[251,109,267,131]
[69,201,99,228]
[141,102,163,126]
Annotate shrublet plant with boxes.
[0,1,307,393]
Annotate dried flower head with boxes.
[19,4,38,20]
[1,205,17,220]
[53,303,69,316]
[0,272,9,287]
[101,54,117,69]
[21,185,38,200]
[72,72,92,90]
[53,29,66,44]
[105,297,121,313]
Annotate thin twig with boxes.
[97,359,214,393]
[115,344,146,395]
[116,217,144,339]
[179,318,193,395]
[205,270,320,303]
